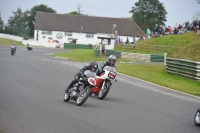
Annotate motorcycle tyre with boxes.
[76,86,91,106]
[98,81,111,100]
[194,110,200,126]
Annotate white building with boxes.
[34,12,144,49]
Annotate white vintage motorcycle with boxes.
[90,66,117,100]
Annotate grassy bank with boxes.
[114,32,200,61]
[0,38,23,46]
[51,49,200,96]
[51,49,131,62]
[138,32,200,47]
[1,34,200,96]
[117,64,200,96]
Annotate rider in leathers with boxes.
[96,55,117,76]
[65,61,98,93]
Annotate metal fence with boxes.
[64,43,93,49]
[133,43,173,53]
[95,49,165,63]
[166,58,200,81]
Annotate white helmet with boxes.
[108,55,116,66]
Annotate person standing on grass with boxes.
[126,37,129,45]
[132,36,136,49]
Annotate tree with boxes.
[0,13,4,33]
[66,3,83,15]
[193,12,200,20]
[25,4,56,37]
[77,3,83,14]
[197,0,200,3]
[129,0,167,32]
[67,11,82,15]
[7,8,27,35]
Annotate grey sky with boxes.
[0,0,199,27]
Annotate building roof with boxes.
[35,12,144,37]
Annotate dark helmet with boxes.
[108,55,116,66]
[90,61,98,71]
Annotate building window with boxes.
[41,30,52,35]
[47,31,52,35]
[86,34,93,38]
[41,30,47,35]
[65,32,72,36]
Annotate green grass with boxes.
[0,38,23,46]
[114,45,164,54]
[167,43,200,61]
[117,64,200,96]
[51,49,132,62]
[1,32,200,96]
[138,32,200,47]
[51,49,200,96]
[0,128,7,133]
[114,32,200,61]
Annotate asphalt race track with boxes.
[0,45,200,133]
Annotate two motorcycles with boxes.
[63,66,117,106]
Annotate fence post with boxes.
[164,53,167,65]
[100,44,102,57]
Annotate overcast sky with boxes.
[0,0,199,27]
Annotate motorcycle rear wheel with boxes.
[76,86,91,106]
[194,110,200,126]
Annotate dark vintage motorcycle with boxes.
[63,70,97,106]
[27,45,33,51]
[11,45,16,55]
[194,108,200,126]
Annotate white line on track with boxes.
[0,48,50,51]
[41,58,200,103]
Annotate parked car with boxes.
[55,43,60,48]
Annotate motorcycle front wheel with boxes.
[98,81,111,100]
[76,86,91,106]
[194,110,200,126]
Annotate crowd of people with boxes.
[140,19,200,40]
[113,19,200,48]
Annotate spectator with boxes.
[191,20,197,31]
[185,21,190,30]
[132,36,136,49]
[165,26,170,35]
[115,34,120,45]
[126,37,129,45]
[178,24,183,30]
[142,35,146,40]
[120,39,123,45]
[158,27,162,35]
[146,29,151,38]
[197,25,200,35]
[173,27,179,34]
[174,23,178,29]
[168,26,172,34]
